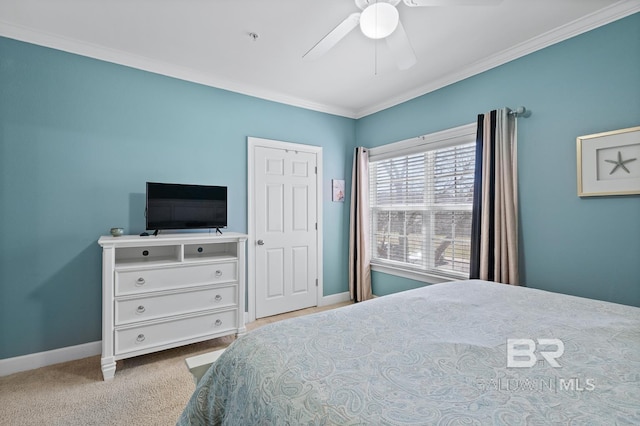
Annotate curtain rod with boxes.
[508,106,527,117]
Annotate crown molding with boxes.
[354,0,640,118]
[1,0,638,120]
[0,20,358,119]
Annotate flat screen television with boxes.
[146,182,227,231]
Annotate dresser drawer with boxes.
[115,309,238,356]
[115,262,237,296]
[115,285,238,325]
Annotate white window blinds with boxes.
[368,124,476,280]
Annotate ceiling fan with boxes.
[303,0,503,70]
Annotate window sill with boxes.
[370,262,467,284]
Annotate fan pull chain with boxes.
[374,38,379,76]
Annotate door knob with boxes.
[257,239,264,245]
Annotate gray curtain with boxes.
[349,147,372,302]
[470,108,519,285]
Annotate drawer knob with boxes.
[136,305,146,314]
[214,294,222,302]
[214,319,222,327]
[136,334,146,342]
[136,277,146,285]
[215,270,223,278]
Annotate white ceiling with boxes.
[1,0,639,118]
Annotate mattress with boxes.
[178,280,640,425]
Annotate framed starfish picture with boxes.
[577,126,640,197]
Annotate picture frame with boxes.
[332,179,345,202]
[577,125,640,197]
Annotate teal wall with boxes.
[1,13,639,360]
[358,13,640,305]
[0,37,355,359]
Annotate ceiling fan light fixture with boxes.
[359,2,399,39]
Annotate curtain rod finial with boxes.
[510,106,526,116]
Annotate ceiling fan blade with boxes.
[403,0,502,6]
[385,21,416,70]
[303,13,361,60]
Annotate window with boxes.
[368,124,476,281]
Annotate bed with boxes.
[178,280,640,425]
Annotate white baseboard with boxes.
[0,341,101,377]
[319,291,351,306]
[2,298,350,377]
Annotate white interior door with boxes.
[248,138,322,319]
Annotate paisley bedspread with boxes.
[178,280,640,425]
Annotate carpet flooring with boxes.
[0,302,350,426]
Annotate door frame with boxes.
[247,136,323,323]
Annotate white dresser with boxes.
[98,232,247,381]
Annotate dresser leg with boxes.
[101,357,116,381]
